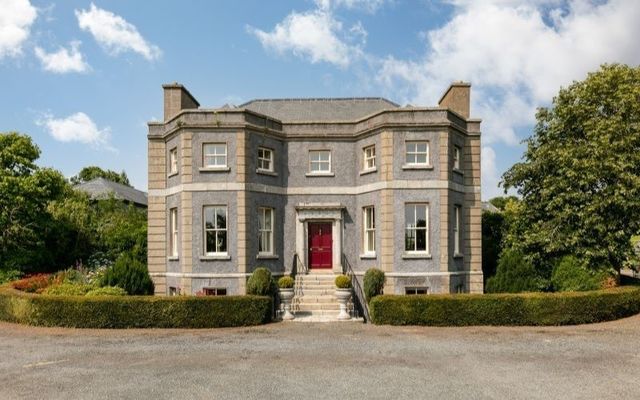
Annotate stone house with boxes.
[147,82,482,301]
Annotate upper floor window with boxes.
[258,207,274,255]
[169,148,178,175]
[203,143,227,168]
[454,205,461,255]
[309,150,331,173]
[363,206,376,254]
[204,206,227,255]
[363,145,376,171]
[405,203,429,253]
[405,142,429,166]
[453,145,461,171]
[169,208,178,257]
[257,147,274,172]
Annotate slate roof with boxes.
[482,201,500,213]
[74,177,148,207]
[240,97,400,122]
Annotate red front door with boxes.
[308,223,332,269]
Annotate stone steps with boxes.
[287,273,355,321]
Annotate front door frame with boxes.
[295,203,344,274]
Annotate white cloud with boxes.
[315,0,388,13]
[481,146,503,200]
[38,112,114,151]
[34,41,90,73]
[0,0,37,59]
[75,3,161,60]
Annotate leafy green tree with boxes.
[482,211,505,284]
[70,166,131,187]
[0,132,67,271]
[488,196,519,212]
[502,64,640,272]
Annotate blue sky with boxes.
[1,0,638,198]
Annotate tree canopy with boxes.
[502,64,640,271]
[70,166,131,187]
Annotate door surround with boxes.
[295,203,345,274]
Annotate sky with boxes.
[1,0,639,199]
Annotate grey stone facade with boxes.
[148,82,483,296]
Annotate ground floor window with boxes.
[204,206,227,255]
[203,288,227,296]
[258,207,274,255]
[363,206,375,254]
[169,287,178,296]
[405,203,429,253]
[405,287,428,295]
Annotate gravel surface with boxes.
[1,316,640,400]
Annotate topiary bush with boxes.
[551,255,610,292]
[247,267,274,296]
[278,276,294,289]
[485,248,549,293]
[335,274,352,289]
[100,252,154,295]
[43,283,93,296]
[85,286,127,297]
[363,268,385,302]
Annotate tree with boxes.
[502,64,640,272]
[70,166,131,187]
[0,132,67,271]
[488,196,518,212]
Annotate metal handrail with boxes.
[342,254,370,322]
[292,253,308,277]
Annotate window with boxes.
[453,145,461,170]
[169,208,178,257]
[309,150,331,173]
[405,204,429,253]
[203,288,227,296]
[363,145,376,170]
[203,143,227,168]
[204,206,227,255]
[257,147,274,172]
[363,206,375,254]
[169,287,178,296]
[169,148,178,175]
[258,207,274,255]
[456,284,465,294]
[454,205,461,255]
[405,141,429,166]
[405,287,428,295]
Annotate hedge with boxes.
[369,286,640,326]
[0,287,272,329]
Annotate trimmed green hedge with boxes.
[0,287,272,328]
[370,286,640,326]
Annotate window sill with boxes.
[402,164,434,170]
[402,253,432,259]
[359,167,377,176]
[200,255,231,261]
[167,256,179,261]
[305,172,335,177]
[359,253,377,259]
[167,172,179,178]
[256,169,278,177]
[199,167,230,173]
[257,254,279,260]
[453,168,464,176]
[453,253,464,259]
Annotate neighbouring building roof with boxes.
[240,97,400,122]
[74,177,148,207]
[482,201,500,213]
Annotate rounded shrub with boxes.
[85,286,127,297]
[43,283,93,296]
[335,274,352,289]
[100,252,154,295]
[247,267,273,296]
[363,268,385,302]
[486,248,549,293]
[551,255,610,292]
[278,276,295,289]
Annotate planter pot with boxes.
[334,288,352,320]
[279,288,295,320]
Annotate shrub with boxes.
[0,287,272,328]
[551,255,610,292]
[247,267,273,296]
[43,283,93,296]
[85,286,127,297]
[11,274,51,293]
[363,268,385,302]
[369,286,640,326]
[335,275,352,289]
[0,269,22,285]
[486,248,549,293]
[100,252,154,295]
[51,268,87,285]
[278,276,295,289]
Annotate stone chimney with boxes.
[162,83,200,121]
[438,81,471,119]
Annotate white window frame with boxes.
[204,206,228,255]
[257,147,274,172]
[363,145,376,171]
[405,141,430,166]
[169,148,178,175]
[405,203,429,253]
[363,206,376,255]
[453,145,461,171]
[169,208,178,257]
[308,150,331,174]
[258,207,274,255]
[454,205,461,256]
[203,143,227,168]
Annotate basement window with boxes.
[405,287,428,295]
[203,288,227,296]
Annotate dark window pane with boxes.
[205,231,216,253]
[216,208,226,229]
[416,229,427,251]
[217,231,227,253]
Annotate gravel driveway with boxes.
[1,316,639,400]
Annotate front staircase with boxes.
[292,272,353,321]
